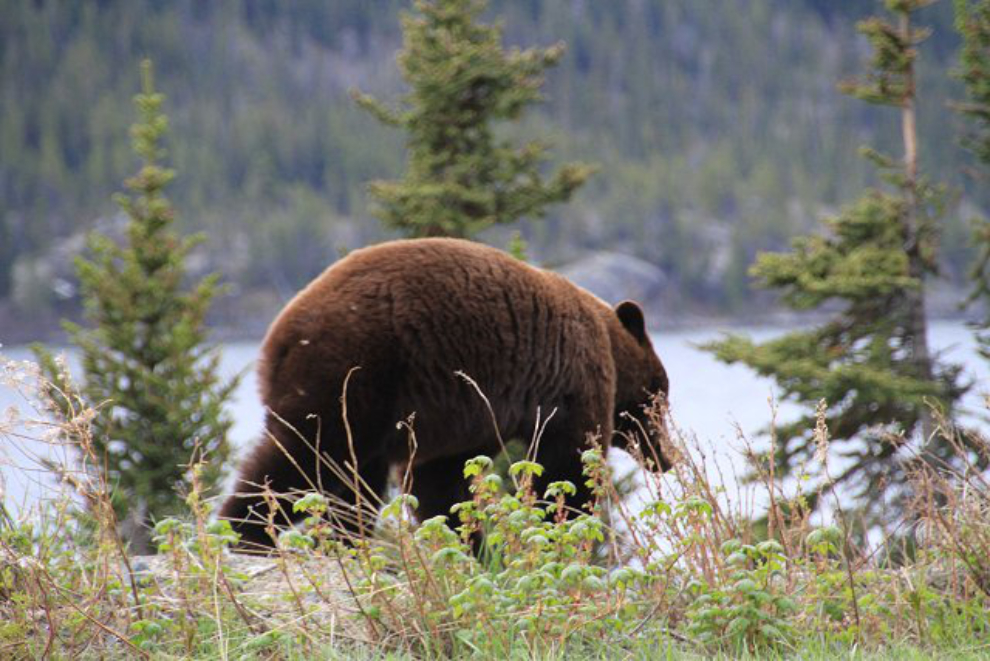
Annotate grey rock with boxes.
[556,251,669,309]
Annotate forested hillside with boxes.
[0,0,980,332]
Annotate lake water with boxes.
[2,320,988,515]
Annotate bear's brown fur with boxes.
[219,238,669,549]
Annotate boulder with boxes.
[556,251,669,310]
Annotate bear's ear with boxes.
[615,300,648,344]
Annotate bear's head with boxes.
[610,300,673,472]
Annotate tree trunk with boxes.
[900,10,936,445]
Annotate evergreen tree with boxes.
[703,0,967,521]
[353,0,593,238]
[954,0,990,357]
[34,61,237,552]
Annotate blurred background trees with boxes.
[1,0,981,325]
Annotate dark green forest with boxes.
[0,0,982,334]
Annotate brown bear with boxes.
[219,237,670,550]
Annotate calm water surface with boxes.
[2,321,988,513]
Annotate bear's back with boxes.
[258,239,616,442]
[275,237,606,347]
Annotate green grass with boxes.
[2,355,989,659]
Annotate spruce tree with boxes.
[954,0,990,357]
[703,0,967,521]
[354,0,593,239]
[34,61,237,552]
